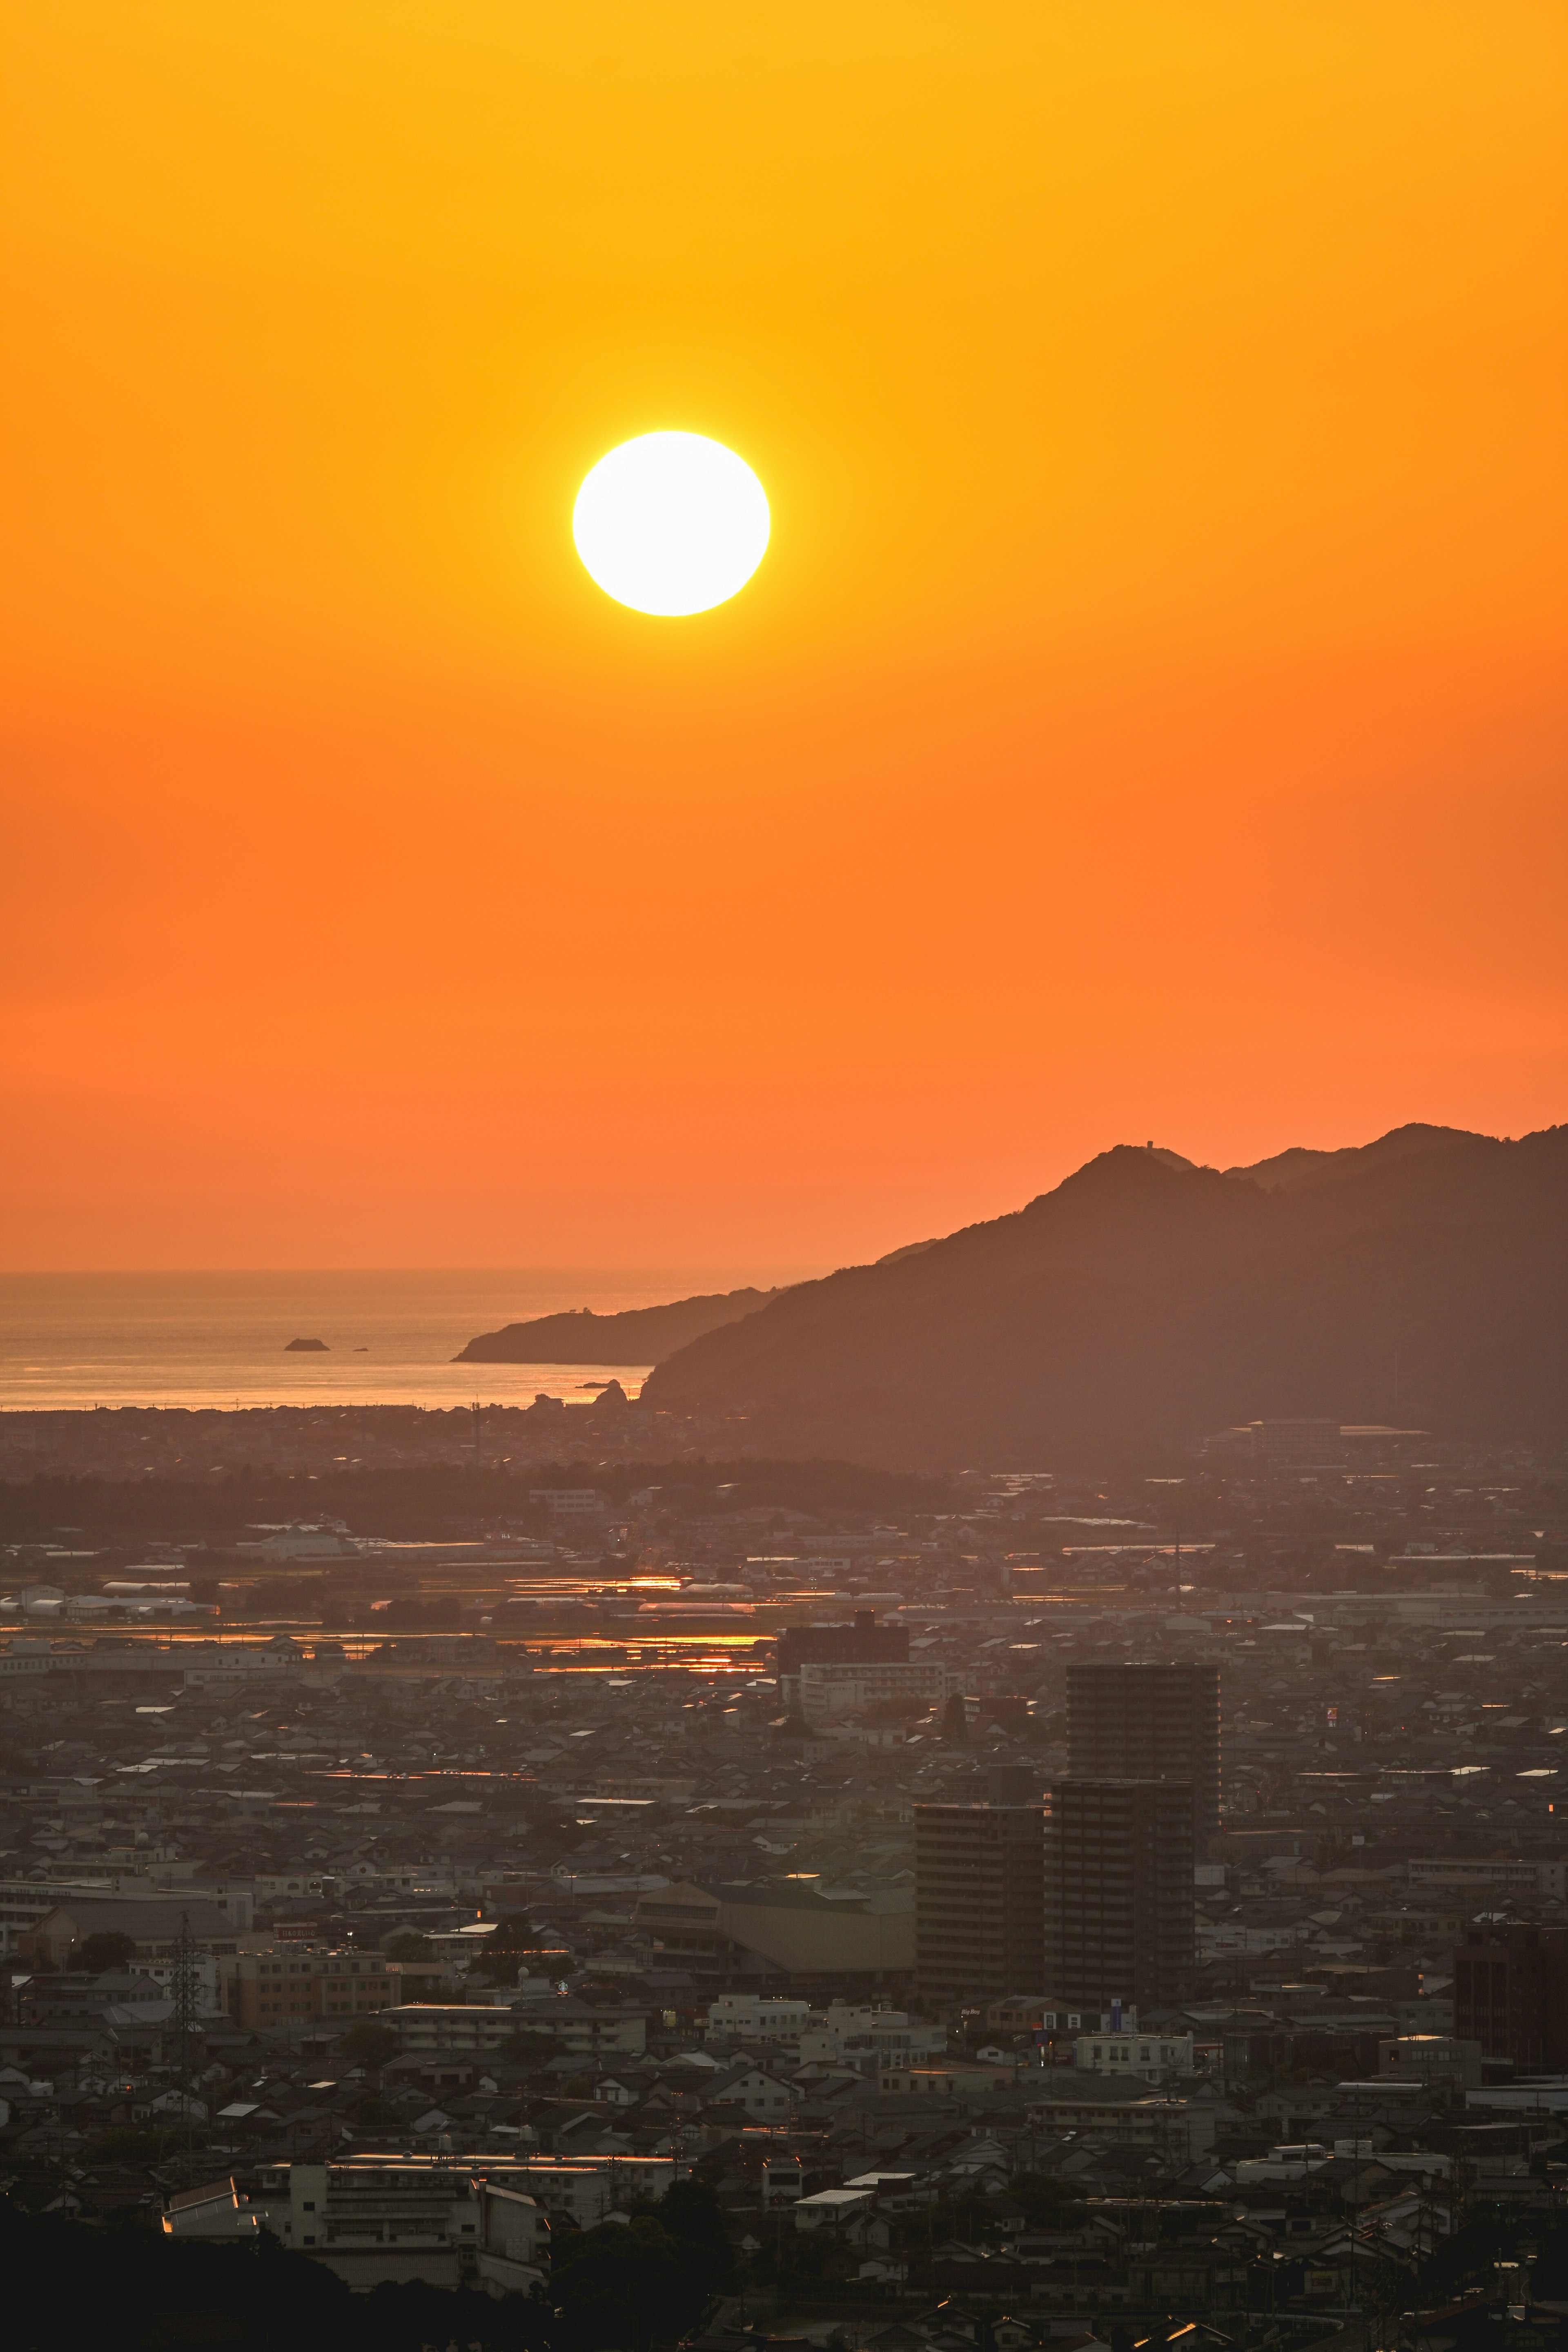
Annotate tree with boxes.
[552,2183,735,2352]
[1529,2221,1568,2302]
[501,2029,562,2067]
[657,2177,735,2290]
[940,1692,969,1742]
[385,1931,430,1962]
[489,1913,549,1953]
[74,1932,137,1975]
[1415,2214,1519,2302]
[0,2190,553,2352]
[337,2019,398,2071]
[1011,2170,1085,2225]
[552,2217,691,2352]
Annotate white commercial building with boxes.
[256,2157,547,2294]
[477,2156,679,2230]
[797,2002,945,2069]
[704,1993,812,2047]
[791,1658,961,1725]
[1073,2028,1196,2082]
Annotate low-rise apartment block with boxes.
[256,2157,547,2294]
[382,1997,647,2064]
[221,1947,401,2028]
[1073,2026,1197,2081]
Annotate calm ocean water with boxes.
[0,1269,812,1412]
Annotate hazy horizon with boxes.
[0,1265,832,1412]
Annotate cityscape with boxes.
[3,1405,1567,2348]
[3,4,1563,2349]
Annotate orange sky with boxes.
[2,2,1565,1269]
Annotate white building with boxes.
[481,2156,678,2230]
[791,1658,961,1725]
[1072,2028,1196,2082]
[794,2186,876,2233]
[797,2002,945,2069]
[710,2062,795,2118]
[256,2157,547,2294]
[704,1993,812,2047]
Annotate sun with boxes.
[572,432,770,617]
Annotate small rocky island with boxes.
[283,1337,330,1352]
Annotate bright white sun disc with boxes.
[572,432,770,616]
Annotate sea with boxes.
[0,1268,814,1414]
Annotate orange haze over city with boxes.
[2,3,1565,1270]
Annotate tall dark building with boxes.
[1453,1924,1568,2069]
[1067,1664,1221,1847]
[1043,1778,1195,2010]
[915,1770,1045,2006]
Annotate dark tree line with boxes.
[0,1455,949,1543]
[0,2175,735,2352]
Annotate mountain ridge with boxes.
[639,1123,1568,1464]
[1222,1120,1483,1193]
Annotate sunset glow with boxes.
[1,3,1564,1269]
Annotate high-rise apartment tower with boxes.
[1042,1777,1195,2011]
[1067,1664,1221,1847]
[915,1768,1045,2005]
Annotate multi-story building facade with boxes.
[794,1657,960,1726]
[381,1997,648,2065]
[796,2002,945,2069]
[254,2156,548,2294]
[1073,2022,1197,2080]
[915,1795,1045,2005]
[1067,1664,1221,1848]
[703,1993,813,2047]
[475,2156,679,2231]
[778,1611,909,1717]
[1412,1857,1568,1904]
[1452,1924,1568,2069]
[221,1947,402,2029]
[1043,1778,1195,2011]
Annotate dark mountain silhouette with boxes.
[641,1124,1568,1465]
[453,1285,780,1365]
[1223,1121,1479,1193]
